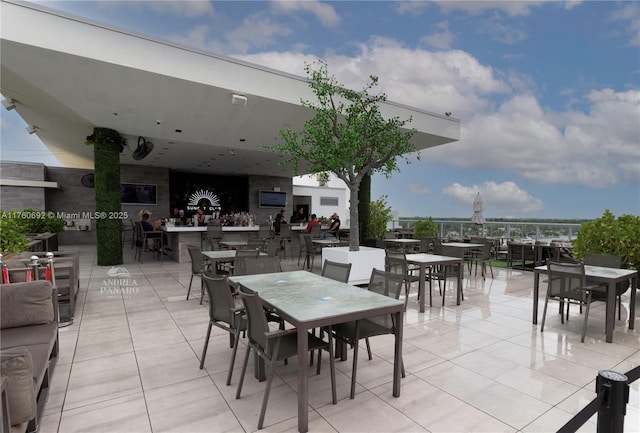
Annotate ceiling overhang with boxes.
[0,0,460,177]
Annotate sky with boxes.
[1,0,639,220]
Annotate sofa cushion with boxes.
[1,281,54,329]
[0,346,36,425]
[0,323,58,352]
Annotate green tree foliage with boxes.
[266,61,417,251]
[413,217,439,239]
[573,209,640,269]
[366,196,393,240]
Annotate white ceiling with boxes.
[0,1,459,178]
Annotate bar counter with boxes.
[161,225,260,263]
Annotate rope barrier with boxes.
[557,390,606,433]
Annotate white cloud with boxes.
[478,12,528,45]
[395,1,431,16]
[435,1,545,17]
[225,13,293,53]
[442,181,544,214]
[238,38,639,190]
[270,0,340,28]
[609,3,640,46]
[146,1,215,18]
[420,21,455,50]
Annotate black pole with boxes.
[596,370,629,433]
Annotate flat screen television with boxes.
[121,183,157,205]
[259,190,286,208]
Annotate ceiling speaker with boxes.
[133,136,154,160]
[81,173,95,188]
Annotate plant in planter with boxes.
[265,60,416,251]
[18,208,65,234]
[413,217,439,240]
[572,209,640,269]
[0,211,29,254]
[365,196,392,246]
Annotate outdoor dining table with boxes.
[384,238,420,252]
[405,253,464,312]
[311,239,341,247]
[532,264,638,343]
[443,242,484,250]
[219,240,248,249]
[228,270,404,433]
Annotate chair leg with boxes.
[540,290,551,332]
[235,344,252,400]
[581,293,592,343]
[364,338,372,360]
[258,339,281,429]
[199,277,205,305]
[186,275,194,300]
[199,322,213,369]
[226,327,242,386]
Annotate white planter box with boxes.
[322,246,385,285]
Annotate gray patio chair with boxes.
[466,240,494,280]
[584,252,629,320]
[321,260,352,283]
[199,272,245,386]
[243,256,282,275]
[385,249,420,309]
[235,288,336,429]
[187,245,207,304]
[332,269,405,399]
[206,224,223,250]
[226,248,260,276]
[430,245,465,306]
[541,260,607,342]
[301,234,321,271]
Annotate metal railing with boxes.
[392,219,583,241]
[558,366,639,432]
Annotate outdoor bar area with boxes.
[1,3,638,433]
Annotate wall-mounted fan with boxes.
[133,136,154,160]
[80,173,95,188]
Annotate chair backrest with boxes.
[187,245,204,273]
[244,256,282,275]
[441,245,464,259]
[321,260,352,283]
[266,239,280,257]
[480,240,493,260]
[385,249,408,276]
[279,224,291,239]
[247,238,266,252]
[584,252,621,269]
[367,269,404,299]
[546,260,587,299]
[202,272,236,323]
[258,225,272,240]
[207,224,223,240]
[310,224,321,239]
[303,234,314,253]
[232,249,260,276]
[235,249,260,258]
[432,241,443,255]
[238,288,270,352]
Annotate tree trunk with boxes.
[349,183,360,251]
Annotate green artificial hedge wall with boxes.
[91,127,124,265]
[358,173,371,243]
